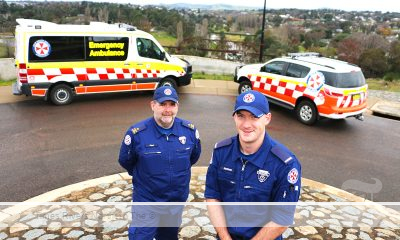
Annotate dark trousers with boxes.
[128,205,182,240]
[128,226,179,240]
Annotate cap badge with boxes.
[243,93,255,103]
[164,88,172,96]
[257,169,270,183]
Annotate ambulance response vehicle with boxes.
[13,18,192,105]
[234,53,368,125]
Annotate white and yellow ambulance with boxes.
[13,18,192,105]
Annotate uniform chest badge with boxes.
[257,169,270,183]
[179,136,186,144]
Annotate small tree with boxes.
[337,38,362,64]
[358,48,388,78]
[388,41,400,73]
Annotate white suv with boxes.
[234,53,368,125]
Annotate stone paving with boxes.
[0,168,399,240]
[368,90,400,102]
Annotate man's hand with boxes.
[206,198,232,240]
[251,221,287,240]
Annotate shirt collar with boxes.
[234,132,272,169]
[150,117,180,138]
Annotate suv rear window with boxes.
[321,71,366,88]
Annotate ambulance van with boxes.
[13,18,192,105]
[234,53,368,125]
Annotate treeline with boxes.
[0,1,196,38]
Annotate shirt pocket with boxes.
[141,148,165,175]
[217,167,236,199]
[242,182,273,202]
[173,146,192,173]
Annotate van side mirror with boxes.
[260,66,266,72]
[160,51,166,61]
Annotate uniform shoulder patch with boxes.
[271,145,293,164]
[214,137,233,149]
[181,120,195,130]
[131,123,146,135]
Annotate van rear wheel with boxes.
[50,84,73,105]
[159,78,177,90]
[296,99,318,125]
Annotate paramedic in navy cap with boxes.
[118,86,201,240]
[205,90,301,240]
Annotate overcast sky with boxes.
[115,0,398,12]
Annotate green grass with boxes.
[192,72,233,81]
[0,45,8,58]
[152,31,177,46]
[0,79,14,86]
[366,79,400,92]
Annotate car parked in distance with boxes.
[234,52,368,125]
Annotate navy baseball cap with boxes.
[234,90,269,118]
[153,86,179,103]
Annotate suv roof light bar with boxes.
[288,52,321,58]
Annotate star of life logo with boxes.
[306,71,325,92]
[32,39,51,58]
[164,88,172,96]
[287,168,299,184]
[243,93,255,103]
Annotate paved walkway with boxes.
[0,168,399,240]
[0,81,399,239]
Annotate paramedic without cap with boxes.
[118,86,201,240]
[205,90,302,240]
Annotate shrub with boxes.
[383,72,400,82]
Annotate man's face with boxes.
[233,110,271,144]
[151,100,179,128]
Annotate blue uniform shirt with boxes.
[119,117,201,202]
[205,133,301,239]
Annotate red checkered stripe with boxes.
[336,92,366,108]
[26,68,164,81]
[249,74,306,100]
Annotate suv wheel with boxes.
[238,81,252,94]
[159,78,177,89]
[296,100,318,125]
[50,84,73,105]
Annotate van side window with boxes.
[136,38,164,60]
[29,36,85,62]
[286,63,310,78]
[263,61,286,75]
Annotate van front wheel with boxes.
[50,84,73,105]
[238,81,252,94]
[159,78,177,90]
[296,100,318,125]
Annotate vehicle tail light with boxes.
[18,63,27,83]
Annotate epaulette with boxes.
[131,123,146,135]
[214,137,233,149]
[271,145,293,164]
[181,119,195,131]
